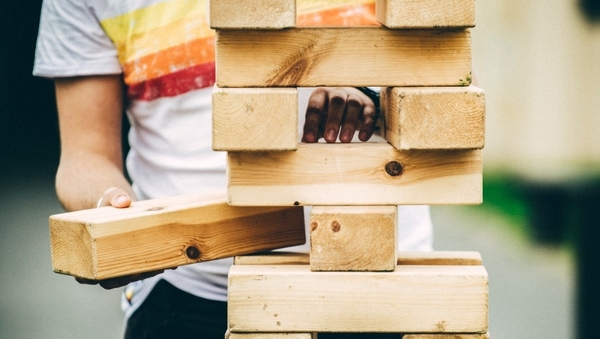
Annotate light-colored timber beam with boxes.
[212,86,298,151]
[228,264,489,333]
[376,0,476,28]
[216,27,471,87]
[310,205,397,271]
[227,143,482,206]
[209,0,296,29]
[233,251,483,266]
[381,86,485,150]
[49,191,305,280]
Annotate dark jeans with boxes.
[125,279,400,339]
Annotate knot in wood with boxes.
[331,220,341,232]
[385,161,404,177]
[186,246,201,260]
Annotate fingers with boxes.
[97,187,132,208]
[74,269,166,290]
[302,87,378,143]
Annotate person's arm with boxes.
[302,87,378,143]
[54,75,135,211]
[55,75,167,289]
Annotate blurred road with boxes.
[0,174,574,338]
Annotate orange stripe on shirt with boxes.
[123,36,214,85]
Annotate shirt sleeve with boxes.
[33,0,122,78]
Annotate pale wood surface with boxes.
[310,206,397,271]
[234,251,482,266]
[216,27,471,87]
[228,264,489,333]
[376,0,476,28]
[50,192,306,280]
[209,0,296,29]
[212,86,298,151]
[227,144,482,206]
[381,86,485,150]
[402,333,490,339]
[226,331,316,339]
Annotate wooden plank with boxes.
[49,191,305,280]
[402,334,490,339]
[310,206,397,271]
[227,144,482,206]
[228,264,489,333]
[376,0,476,28]
[381,86,485,150]
[212,86,298,151]
[234,251,482,266]
[216,27,471,87]
[226,331,317,339]
[209,0,296,29]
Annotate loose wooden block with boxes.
[209,0,296,29]
[376,0,476,28]
[381,86,485,150]
[226,331,316,339]
[310,206,397,271]
[212,86,298,151]
[402,334,490,339]
[234,251,483,266]
[227,144,482,206]
[49,191,305,280]
[228,264,489,333]
[216,27,471,87]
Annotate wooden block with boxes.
[402,334,490,339]
[212,86,298,151]
[381,86,485,150]
[49,191,305,280]
[228,264,489,333]
[376,0,476,28]
[310,206,397,271]
[216,27,471,87]
[226,331,317,339]
[234,251,483,266]
[209,0,296,29]
[227,144,482,206]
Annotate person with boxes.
[33,0,433,338]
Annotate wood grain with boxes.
[216,27,471,87]
[227,144,482,206]
[212,86,298,151]
[228,264,489,333]
[50,192,305,280]
[381,86,485,150]
[234,251,483,266]
[310,206,397,271]
[376,0,476,28]
[209,0,296,29]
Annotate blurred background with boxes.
[1,0,599,338]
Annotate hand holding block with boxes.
[49,191,305,280]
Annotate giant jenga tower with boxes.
[210,0,489,338]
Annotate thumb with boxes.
[97,187,132,208]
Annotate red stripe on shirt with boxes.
[127,62,215,101]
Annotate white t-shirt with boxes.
[33,0,433,318]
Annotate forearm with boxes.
[54,75,133,211]
[55,152,135,211]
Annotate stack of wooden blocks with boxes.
[48,0,489,338]
[210,0,488,338]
